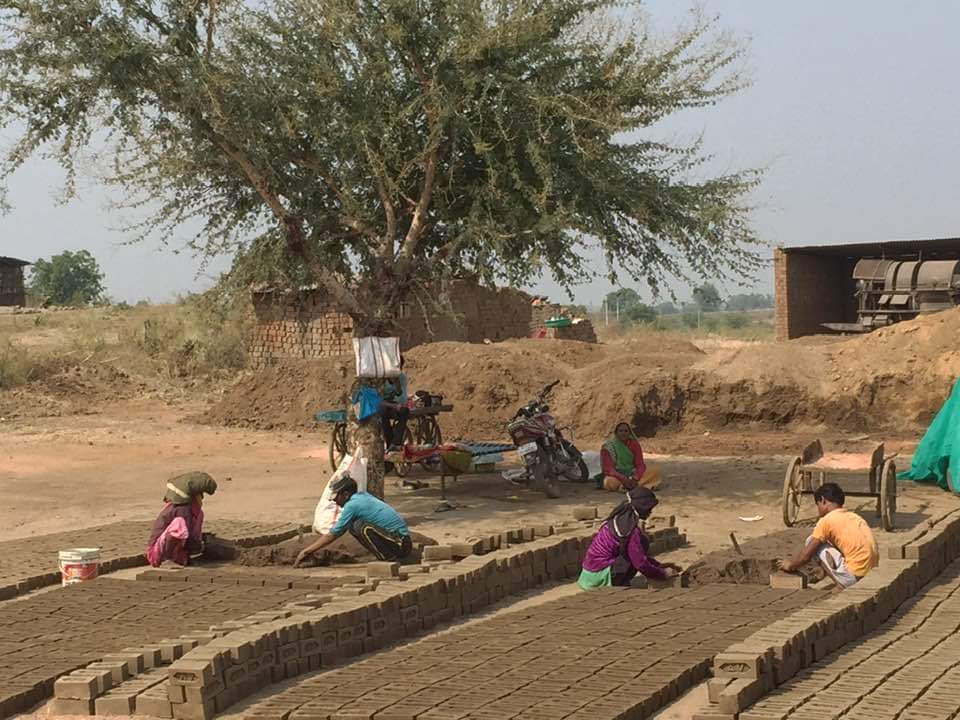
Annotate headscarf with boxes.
[604,423,637,476]
[605,486,659,540]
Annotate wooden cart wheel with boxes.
[880,459,897,532]
[782,456,803,527]
[393,427,415,478]
[329,423,348,471]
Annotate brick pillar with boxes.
[774,247,789,341]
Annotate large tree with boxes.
[0,0,762,496]
[29,250,106,306]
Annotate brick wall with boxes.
[774,248,858,340]
[249,282,596,366]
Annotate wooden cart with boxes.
[319,404,452,472]
[782,439,897,531]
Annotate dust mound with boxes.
[193,309,960,441]
[0,362,146,419]
[686,529,825,586]
[192,358,353,430]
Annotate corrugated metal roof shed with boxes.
[781,238,960,258]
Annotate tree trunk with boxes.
[347,378,386,500]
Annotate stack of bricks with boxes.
[692,507,960,719]
[248,281,540,367]
[247,296,355,367]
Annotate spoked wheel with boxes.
[393,427,415,478]
[417,416,442,446]
[880,459,897,532]
[329,423,348,471]
[782,456,803,527]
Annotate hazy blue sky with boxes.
[2,1,959,306]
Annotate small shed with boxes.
[774,238,960,340]
[0,257,29,307]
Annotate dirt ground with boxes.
[0,394,946,571]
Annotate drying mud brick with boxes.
[366,562,400,579]
[50,698,96,715]
[770,572,808,589]
[95,692,137,715]
[54,673,101,700]
[422,546,453,562]
[718,678,767,714]
[572,506,597,521]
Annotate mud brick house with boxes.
[248,280,597,366]
[0,256,29,307]
[775,238,960,340]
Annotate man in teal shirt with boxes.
[295,476,412,564]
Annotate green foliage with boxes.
[724,312,749,329]
[681,311,700,329]
[0,0,762,324]
[566,304,589,317]
[605,288,642,312]
[725,293,773,311]
[624,303,657,324]
[692,282,722,311]
[655,301,678,315]
[27,251,105,307]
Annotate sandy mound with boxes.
[192,358,353,430]
[0,362,149,419]
[194,308,960,442]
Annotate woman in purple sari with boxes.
[578,486,681,589]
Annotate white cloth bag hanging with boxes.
[312,451,369,534]
[353,337,402,378]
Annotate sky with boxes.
[2,1,959,306]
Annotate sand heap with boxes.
[194,308,960,442]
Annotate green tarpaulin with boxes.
[899,377,960,494]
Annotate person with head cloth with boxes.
[145,471,218,567]
[577,486,681,589]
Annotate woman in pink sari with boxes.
[146,472,218,567]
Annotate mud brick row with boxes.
[744,561,960,720]
[0,578,314,720]
[134,568,363,592]
[242,583,819,720]
[694,507,960,719]
[168,524,690,719]
[165,530,597,719]
[0,519,303,602]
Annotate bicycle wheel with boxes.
[329,423,348,471]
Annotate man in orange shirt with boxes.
[780,482,879,588]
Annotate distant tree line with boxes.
[599,284,773,327]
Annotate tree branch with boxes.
[360,137,396,259]
[400,144,438,259]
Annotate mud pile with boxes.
[194,308,960,442]
[686,528,826,586]
[192,357,354,430]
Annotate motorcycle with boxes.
[506,380,588,498]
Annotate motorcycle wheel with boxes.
[532,454,560,499]
[560,442,589,483]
